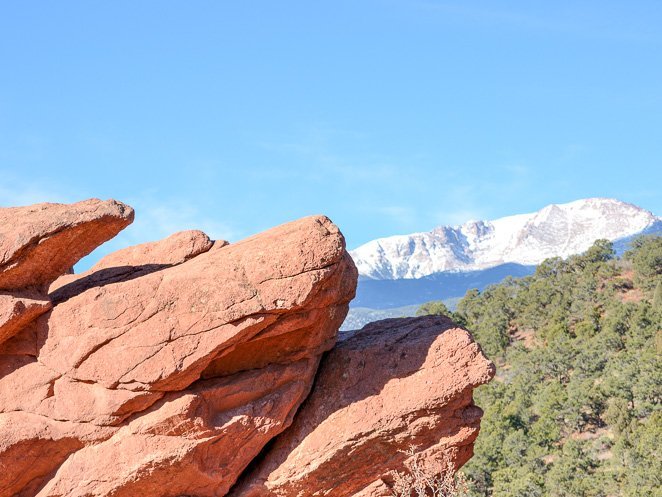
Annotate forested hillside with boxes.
[420,236,661,497]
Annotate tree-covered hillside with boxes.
[419,236,661,497]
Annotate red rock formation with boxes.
[48,229,218,301]
[37,360,317,497]
[0,198,493,497]
[0,199,134,292]
[0,290,51,345]
[230,316,495,497]
[0,200,357,497]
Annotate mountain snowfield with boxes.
[351,198,660,280]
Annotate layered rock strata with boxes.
[0,198,493,497]
[230,316,495,497]
[0,199,357,497]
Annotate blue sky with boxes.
[1,1,660,266]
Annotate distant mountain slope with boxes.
[613,219,662,254]
[340,304,421,332]
[353,262,535,309]
[351,198,660,280]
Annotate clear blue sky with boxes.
[1,1,660,265]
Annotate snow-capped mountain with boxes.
[351,198,660,280]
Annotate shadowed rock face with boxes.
[0,199,493,497]
[0,290,52,345]
[0,199,357,497]
[229,316,495,497]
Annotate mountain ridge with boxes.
[351,198,659,280]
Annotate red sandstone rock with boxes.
[0,203,357,497]
[0,199,134,291]
[49,229,218,302]
[0,198,493,497]
[0,291,51,345]
[36,360,318,497]
[230,316,495,497]
[92,229,217,270]
[37,216,354,413]
[351,480,393,497]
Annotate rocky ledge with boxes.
[0,199,494,497]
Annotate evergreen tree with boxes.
[418,237,662,497]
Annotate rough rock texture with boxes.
[231,316,495,497]
[36,360,318,497]
[0,291,52,345]
[0,199,133,347]
[0,199,134,291]
[92,229,218,270]
[0,200,357,497]
[0,198,493,497]
[48,229,219,302]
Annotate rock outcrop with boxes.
[0,198,493,497]
[230,316,495,497]
[0,290,52,345]
[0,199,134,349]
[0,199,357,497]
[0,199,134,292]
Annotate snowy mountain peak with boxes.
[350,198,659,280]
